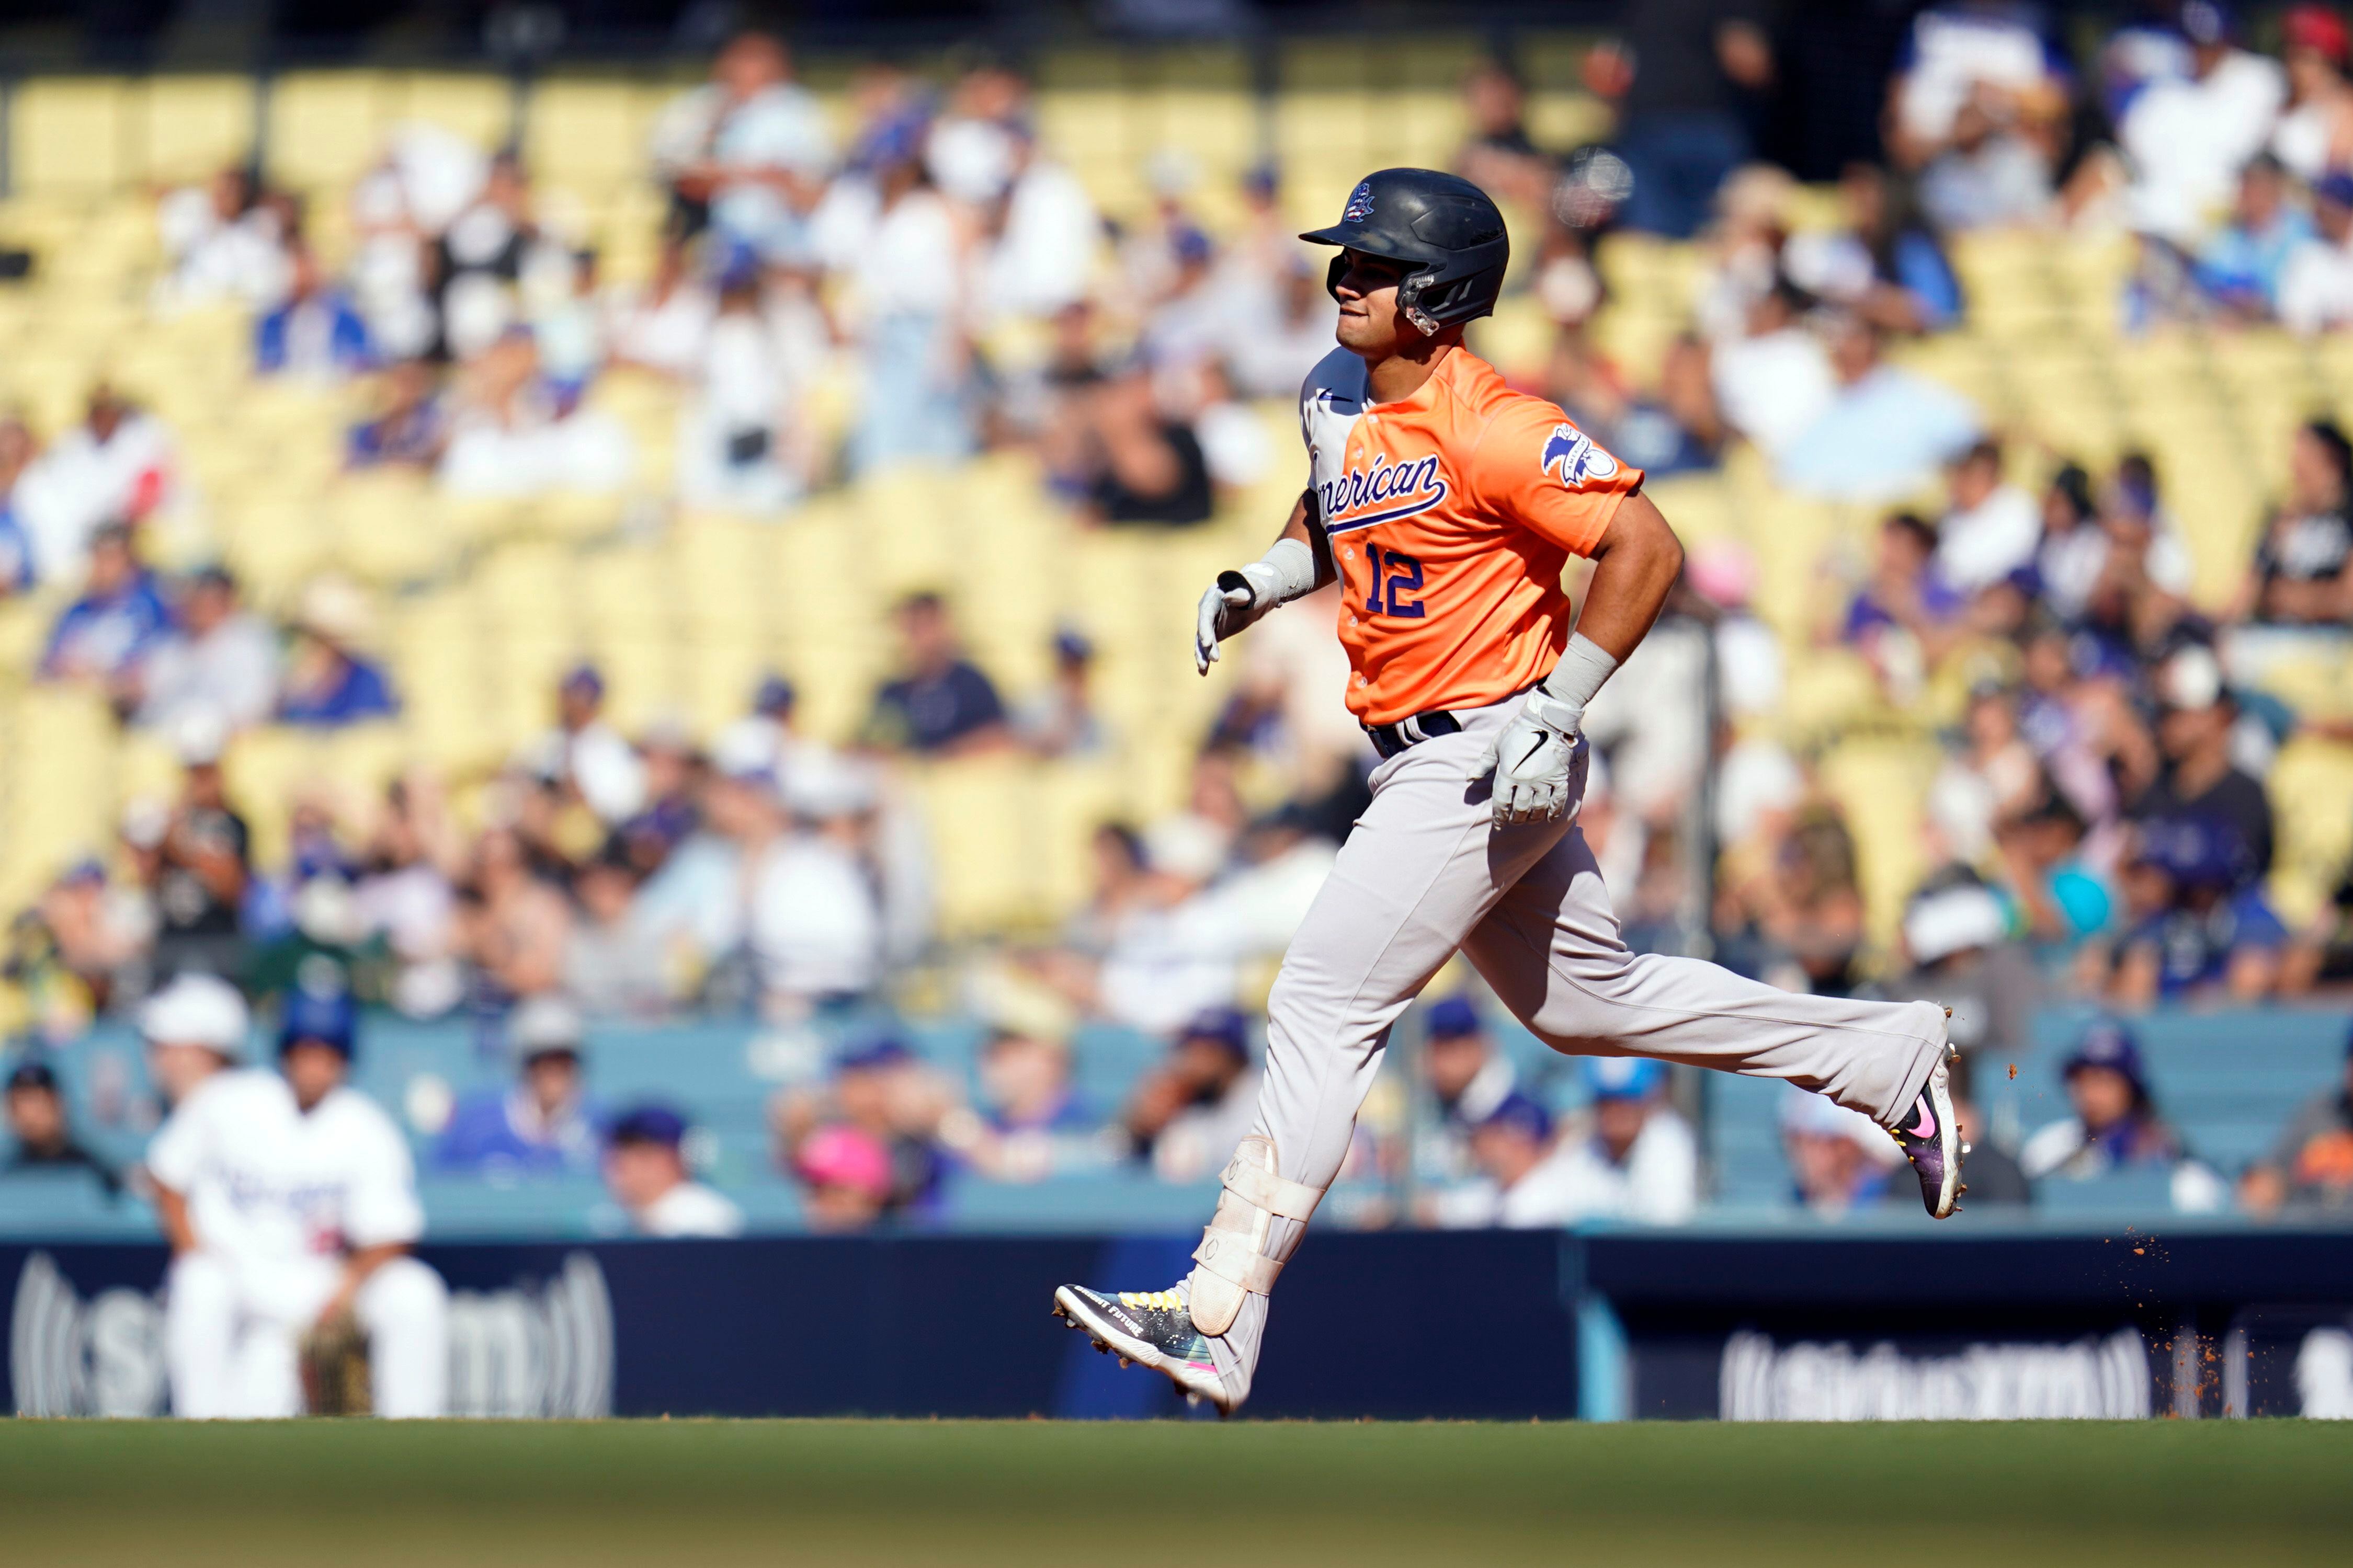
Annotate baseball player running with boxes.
[1054,169,1962,1413]
[148,981,448,1418]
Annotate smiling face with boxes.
[1331,249,1418,359]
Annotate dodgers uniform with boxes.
[150,1067,448,1418]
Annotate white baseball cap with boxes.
[139,974,251,1057]
[507,994,586,1061]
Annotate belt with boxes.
[1362,707,1462,761]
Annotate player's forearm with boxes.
[1572,491,1684,662]
[1276,491,1336,590]
[339,1243,407,1295]
[155,1185,196,1253]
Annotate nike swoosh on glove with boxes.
[1469,689,1589,826]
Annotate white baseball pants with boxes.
[1207,693,1947,1380]
[166,1251,450,1418]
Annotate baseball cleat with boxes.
[1052,1285,1246,1414]
[1890,1050,1968,1219]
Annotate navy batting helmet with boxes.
[1299,168,1509,334]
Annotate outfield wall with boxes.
[10,1229,2353,1422]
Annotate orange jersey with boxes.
[1298,345,1644,726]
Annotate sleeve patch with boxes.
[1541,422,1620,488]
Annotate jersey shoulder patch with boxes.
[1540,420,1620,489]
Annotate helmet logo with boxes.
[1543,423,1619,488]
[1342,180,1376,222]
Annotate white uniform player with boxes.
[149,988,448,1418]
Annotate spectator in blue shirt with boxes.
[2109,814,2287,1005]
[862,591,1009,755]
[276,577,399,727]
[1778,314,1981,502]
[2195,155,2314,319]
[255,246,372,378]
[346,360,448,470]
[434,995,607,1177]
[39,523,172,689]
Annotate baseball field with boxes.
[4,1417,2348,1565]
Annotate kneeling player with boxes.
[150,984,448,1418]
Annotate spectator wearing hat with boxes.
[773,1036,954,1215]
[2278,169,2353,334]
[2118,2,2285,248]
[862,593,1009,757]
[605,1104,744,1238]
[791,1122,896,1231]
[1550,1057,1700,1226]
[1413,994,1517,1184]
[276,576,398,727]
[2241,1026,2353,1217]
[1122,1006,1259,1183]
[1881,872,2039,1067]
[3,1060,120,1196]
[2021,1020,2226,1210]
[1778,1083,1908,1218]
[1016,627,1109,759]
[2106,814,2288,1006]
[134,565,277,735]
[2131,644,2274,885]
[38,522,172,693]
[2272,4,2353,183]
[1432,1091,1610,1230]
[435,996,608,1176]
[525,664,646,827]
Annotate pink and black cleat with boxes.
[1890,1050,1968,1219]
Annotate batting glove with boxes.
[1195,537,1315,675]
[1470,689,1590,826]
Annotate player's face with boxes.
[282,1043,347,1111]
[1331,249,1415,357]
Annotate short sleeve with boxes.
[1471,401,1643,559]
[341,1102,425,1249]
[144,1094,212,1193]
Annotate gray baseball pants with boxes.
[1204,693,1948,1382]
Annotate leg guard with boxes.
[1184,1136,1323,1337]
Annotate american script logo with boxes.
[1321,452,1449,534]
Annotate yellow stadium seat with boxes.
[265,73,395,193]
[9,78,130,194]
[525,79,661,189]
[389,72,514,152]
[137,76,257,184]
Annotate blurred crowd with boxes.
[6,4,2353,1232]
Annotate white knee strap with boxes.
[1185,1136,1324,1337]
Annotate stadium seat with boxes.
[8,78,130,195]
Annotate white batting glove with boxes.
[1195,570,1258,675]
[1470,689,1590,826]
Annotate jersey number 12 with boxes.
[1361,545,1426,619]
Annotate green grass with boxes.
[3,1418,2348,1565]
